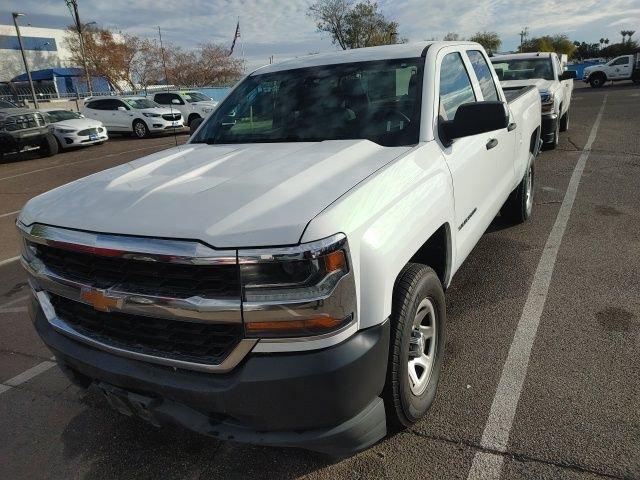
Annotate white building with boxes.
[0,25,73,81]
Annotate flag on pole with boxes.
[229,20,241,56]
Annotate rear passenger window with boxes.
[155,93,170,104]
[439,52,476,121]
[467,50,499,101]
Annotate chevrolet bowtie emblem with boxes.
[81,287,121,312]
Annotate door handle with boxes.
[486,138,498,150]
[508,122,517,131]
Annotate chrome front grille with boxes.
[20,223,255,372]
[4,112,45,131]
[162,113,181,121]
[77,127,98,136]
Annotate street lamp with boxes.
[12,12,39,109]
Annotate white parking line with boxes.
[0,210,20,219]
[467,93,608,480]
[0,360,56,395]
[0,142,178,182]
[0,256,20,267]
[0,295,29,310]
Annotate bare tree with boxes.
[443,32,461,41]
[308,0,404,49]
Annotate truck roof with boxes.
[0,107,35,118]
[492,52,555,61]
[253,41,481,75]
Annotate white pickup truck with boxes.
[583,52,640,87]
[18,42,541,455]
[491,52,577,149]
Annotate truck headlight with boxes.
[239,234,356,338]
[143,112,161,118]
[55,127,76,134]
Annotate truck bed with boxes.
[502,85,538,103]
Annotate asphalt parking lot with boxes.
[1,83,638,480]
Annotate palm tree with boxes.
[604,38,609,46]
[621,30,628,42]
[599,37,605,49]
[629,30,636,42]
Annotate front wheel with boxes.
[383,263,446,429]
[589,75,605,88]
[38,133,59,157]
[132,120,149,139]
[502,156,534,224]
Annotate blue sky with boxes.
[2,0,639,70]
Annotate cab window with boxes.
[439,52,476,121]
[609,57,630,66]
[466,50,499,101]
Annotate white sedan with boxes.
[42,109,108,148]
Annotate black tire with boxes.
[589,74,606,88]
[187,114,201,127]
[383,263,446,429]
[542,118,560,150]
[132,120,149,139]
[502,155,534,224]
[559,108,569,132]
[38,133,59,158]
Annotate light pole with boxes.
[12,12,39,109]
[66,0,94,96]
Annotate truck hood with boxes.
[20,140,411,247]
[501,78,553,92]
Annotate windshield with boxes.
[45,110,82,122]
[491,58,555,81]
[124,98,159,109]
[191,58,424,147]
[0,99,17,108]
[184,92,212,103]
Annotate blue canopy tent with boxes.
[11,68,112,96]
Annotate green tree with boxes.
[521,34,576,56]
[572,41,601,60]
[469,31,501,53]
[308,0,403,50]
[600,40,639,58]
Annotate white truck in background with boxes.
[583,53,640,87]
[19,42,541,455]
[491,52,577,149]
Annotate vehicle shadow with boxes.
[61,389,338,480]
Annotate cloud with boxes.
[1,0,637,69]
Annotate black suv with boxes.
[0,106,58,160]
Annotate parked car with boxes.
[583,52,640,87]
[152,91,218,127]
[19,41,541,455]
[41,109,108,149]
[0,107,58,160]
[491,52,576,149]
[81,96,184,138]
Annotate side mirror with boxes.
[171,99,181,105]
[117,106,127,111]
[190,117,204,135]
[559,70,577,80]
[440,101,508,143]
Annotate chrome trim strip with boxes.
[35,290,256,373]
[18,222,236,265]
[23,256,241,324]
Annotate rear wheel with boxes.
[38,133,59,158]
[502,156,534,224]
[383,263,446,429]
[133,120,149,139]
